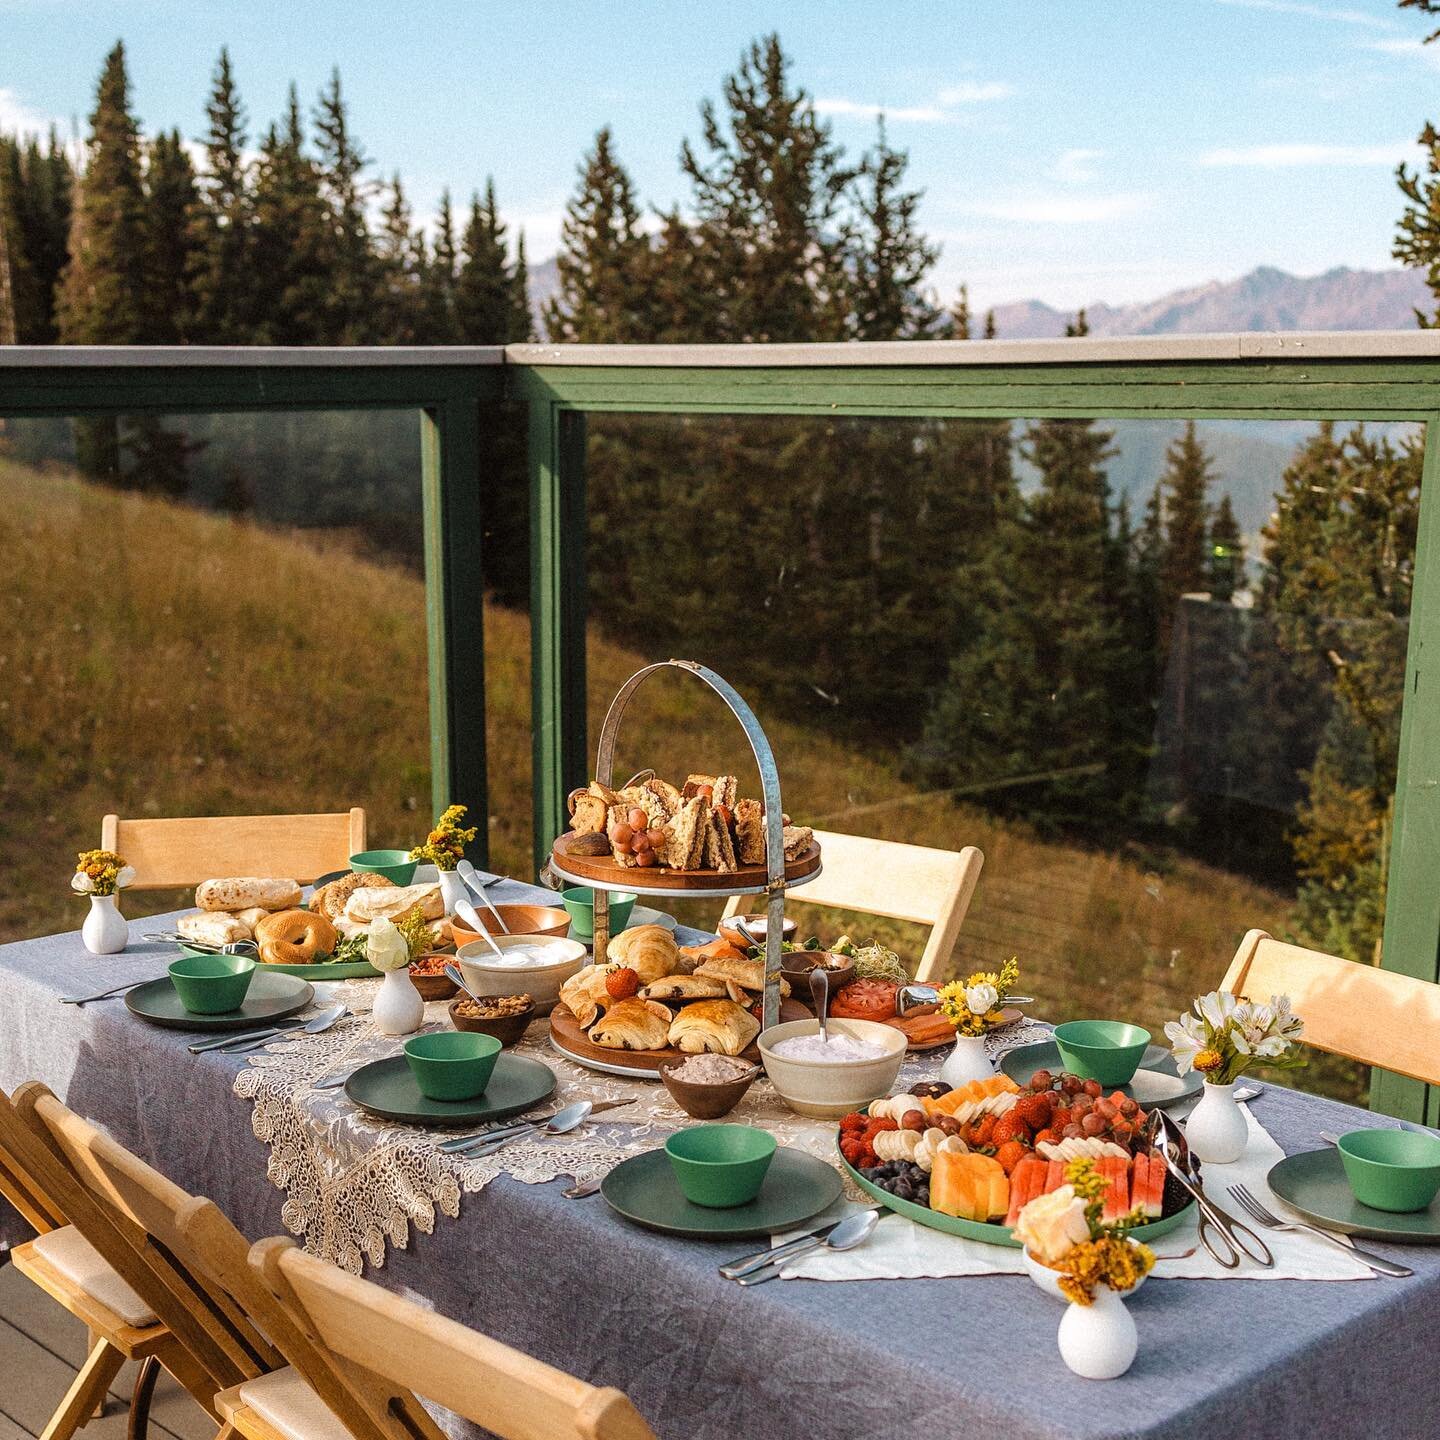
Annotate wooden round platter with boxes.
[549,997,808,1077]
[879,1006,1024,1053]
[549,834,822,896]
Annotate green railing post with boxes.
[528,396,588,875]
[421,395,490,862]
[1372,417,1440,1121]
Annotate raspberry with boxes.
[839,1112,868,1133]
[605,966,640,999]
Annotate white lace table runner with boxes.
[234,977,1052,1274]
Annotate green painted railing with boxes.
[5,332,1440,1121]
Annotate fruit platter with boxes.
[836,1068,1196,1247]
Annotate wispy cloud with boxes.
[1198,140,1418,166]
[1366,36,1440,69]
[814,79,1012,125]
[968,192,1151,224]
[1051,148,1104,184]
[1216,0,1397,28]
[0,86,59,137]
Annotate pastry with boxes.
[639,974,737,1003]
[567,788,609,836]
[588,997,673,1051]
[644,777,683,818]
[782,825,814,862]
[558,965,615,1028]
[667,999,761,1056]
[605,925,679,984]
[734,799,766,867]
[311,872,394,923]
[176,911,252,947]
[343,882,443,925]
[702,811,737,872]
[254,908,338,965]
[195,877,302,913]
[660,795,709,870]
[693,952,790,997]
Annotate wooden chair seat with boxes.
[17,1225,158,1330]
[217,1371,351,1440]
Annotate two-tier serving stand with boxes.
[546,659,822,1037]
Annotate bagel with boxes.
[254,908,337,966]
[311,871,394,924]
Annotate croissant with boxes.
[606,925,679,984]
[666,999,760,1057]
[639,974,735,1003]
[588,998,673,1051]
[692,953,790,998]
[558,965,614,1028]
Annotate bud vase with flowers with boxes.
[72,850,136,955]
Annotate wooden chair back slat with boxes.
[0,1134,67,1235]
[100,809,367,889]
[1221,928,1440,1086]
[252,1237,657,1440]
[722,829,983,982]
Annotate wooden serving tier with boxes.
[549,997,809,1075]
[550,833,822,896]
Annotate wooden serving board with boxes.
[549,997,808,1075]
[878,1006,1024,1053]
[551,834,822,893]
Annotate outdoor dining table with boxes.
[2,881,1438,1440]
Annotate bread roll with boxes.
[344,882,443,925]
[177,911,252,946]
[234,907,270,931]
[196,878,302,912]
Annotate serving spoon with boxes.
[810,965,831,1045]
[457,859,510,935]
[454,898,507,959]
[735,1208,880,1285]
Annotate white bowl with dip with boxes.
[455,935,588,1013]
[758,1018,907,1118]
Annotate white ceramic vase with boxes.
[1184,1080,1248,1164]
[1025,1248,1147,1302]
[373,968,424,1036]
[82,894,128,955]
[438,870,466,917]
[939,1033,995,1089]
[1056,1282,1138,1380]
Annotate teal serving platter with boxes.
[1268,1148,1440,1243]
[1001,1039,1201,1110]
[125,972,314,1031]
[344,1052,555,1127]
[602,1146,842,1239]
[179,944,378,981]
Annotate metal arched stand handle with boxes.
[592,660,788,1031]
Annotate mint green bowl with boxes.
[350,849,418,886]
[1338,1128,1440,1213]
[560,887,636,941]
[167,952,257,1015]
[1053,1020,1152,1086]
[665,1124,777,1208]
[403,1031,501,1102]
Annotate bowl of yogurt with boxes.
[455,935,588,1013]
[758,1018,907,1118]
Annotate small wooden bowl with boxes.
[448,995,537,1048]
[719,914,798,950]
[658,1055,762,1120]
[408,956,458,1002]
[448,904,571,947]
[780,950,857,995]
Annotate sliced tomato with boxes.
[830,978,900,1020]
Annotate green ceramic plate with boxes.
[125,972,314,1031]
[1001,1040,1201,1110]
[343,1053,555,1127]
[179,943,378,981]
[1268,1147,1440,1243]
[839,1146,1196,1247]
[602,1146,842,1239]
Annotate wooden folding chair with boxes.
[1221,929,1440,1085]
[248,1235,658,1440]
[721,829,984,982]
[0,1086,213,1440]
[12,1082,293,1436]
[100,809,368,889]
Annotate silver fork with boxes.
[1226,1183,1413,1277]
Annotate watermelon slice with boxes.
[1044,1159,1068,1195]
[1004,1155,1049,1226]
[1100,1155,1130,1223]
[1140,1148,1167,1218]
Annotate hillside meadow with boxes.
[0,458,1363,1101]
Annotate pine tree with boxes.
[546,127,653,343]
[1396,5,1440,322]
[377,173,422,342]
[418,189,459,342]
[983,309,997,339]
[647,208,708,342]
[313,67,377,342]
[0,138,39,344]
[1156,421,1217,652]
[143,129,197,342]
[189,47,252,341]
[1208,493,1245,603]
[455,180,522,342]
[509,231,534,342]
[950,283,972,339]
[15,131,74,341]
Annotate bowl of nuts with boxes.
[449,993,537,1048]
[408,952,460,1001]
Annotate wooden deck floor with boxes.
[0,1260,211,1440]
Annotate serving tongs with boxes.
[1143,1110,1273,1269]
[143,931,259,955]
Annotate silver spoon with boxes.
[735,1208,880,1285]
[448,1098,624,1157]
[454,897,507,959]
[457,859,510,935]
[217,1004,348,1054]
[443,962,487,1004]
[810,965,831,1045]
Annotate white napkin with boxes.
[780,1104,1373,1282]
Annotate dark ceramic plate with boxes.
[343,1053,555,1127]
[125,972,314,1031]
[1268,1148,1440,1243]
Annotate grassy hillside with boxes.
[0,457,1363,1100]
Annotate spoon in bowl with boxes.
[457,860,511,934]
[735,1208,880,1285]
[810,965,831,1045]
[454,898,507,959]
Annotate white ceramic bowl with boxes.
[1022,1247,1147,1301]
[757,1018,907,1118]
[456,935,587,1012]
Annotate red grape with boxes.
[634,850,656,868]
[628,806,648,830]
[1081,1113,1106,1136]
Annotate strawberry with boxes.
[1050,1106,1074,1130]
[1033,1127,1060,1147]
[992,1111,1032,1146]
[605,966,640,999]
[1015,1092,1055,1128]
[972,1114,999,1147]
[839,1112,868,1133]
[995,1140,1029,1176]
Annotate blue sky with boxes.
[2,0,1438,310]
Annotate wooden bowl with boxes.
[448,995,537,1048]
[408,956,458,1002]
[780,950,857,995]
[658,1055,762,1120]
[449,904,571,947]
[718,914,798,950]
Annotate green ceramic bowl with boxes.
[167,952,257,1015]
[560,887,637,941]
[1338,1128,1440,1213]
[349,849,419,886]
[664,1124,777,1208]
[403,1030,501,1102]
[1053,1020,1153,1086]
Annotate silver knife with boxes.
[211,1005,348,1055]
[437,1099,633,1153]
[720,1218,846,1280]
[187,1019,307,1054]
